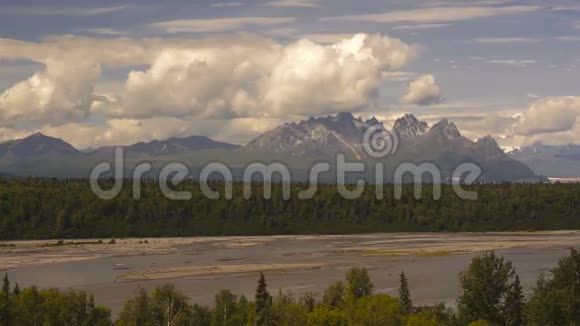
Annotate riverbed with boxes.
[1,232,579,315]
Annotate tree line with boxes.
[0,178,579,240]
[1,249,579,325]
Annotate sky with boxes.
[1,0,580,150]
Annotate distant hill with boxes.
[509,144,580,178]
[0,133,78,158]
[92,135,240,157]
[0,134,240,177]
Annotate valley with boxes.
[2,232,579,315]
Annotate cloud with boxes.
[515,97,580,136]
[488,59,536,67]
[94,33,418,120]
[214,118,284,144]
[0,35,160,128]
[0,5,126,16]
[266,0,319,8]
[464,113,518,135]
[37,117,284,149]
[267,28,299,37]
[460,37,542,44]
[401,74,443,106]
[551,5,580,12]
[151,17,295,33]
[0,36,154,67]
[510,126,580,147]
[322,6,540,24]
[300,33,360,44]
[556,36,580,42]
[382,71,418,82]
[40,118,208,149]
[210,2,245,8]
[0,128,29,143]
[392,23,452,30]
[80,28,123,36]
[0,33,417,145]
[0,59,100,128]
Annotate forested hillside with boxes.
[0,178,579,240]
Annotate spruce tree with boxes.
[0,273,11,326]
[255,272,272,325]
[503,275,524,326]
[398,271,413,314]
[2,273,9,300]
[13,283,20,296]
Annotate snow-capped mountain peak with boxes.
[429,118,461,140]
[242,113,381,158]
[393,113,429,139]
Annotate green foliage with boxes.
[414,303,456,326]
[307,306,348,326]
[149,284,192,325]
[406,309,447,326]
[322,281,345,309]
[350,294,403,325]
[300,292,318,313]
[212,289,236,325]
[457,252,517,324]
[191,303,212,326]
[255,272,272,325]
[116,285,191,326]
[271,291,307,326]
[116,288,151,326]
[399,271,413,314]
[0,273,12,325]
[503,275,525,326]
[467,321,491,326]
[345,267,374,301]
[525,249,580,325]
[1,285,112,325]
[2,273,9,298]
[1,178,579,240]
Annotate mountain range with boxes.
[508,144,580,178]
[93,135,239,157]
[0,113,557,181]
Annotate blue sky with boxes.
[1,0,579,149]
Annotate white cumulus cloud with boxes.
[0,59,100,128]
[95,33,418,120]
[515,96,580,136]
[401,74,443,106]
[0,33,417,146]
